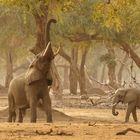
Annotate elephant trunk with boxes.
[112,102,119,116]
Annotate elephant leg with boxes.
[30,98,37,123]
[12,111,16,122]
[8,111,13,122]
[132,107,138,122]
[42,95,52,123]
[125,102,136,122]
[8,111,16,122]
[18,109,23,123]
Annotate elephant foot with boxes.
[8,111,16,123]
[134,120,138,123]
[18,119,23,123]
[8,118,12,123]
[47,117,53,123]
[122,121,128,124]
[31,120,37,123]
[30,117,37,123]
[30,116,37,123]
[47,120,53,123]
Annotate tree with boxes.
[92,0,140,69]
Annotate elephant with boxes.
[8,42,59,123]
[112,88,140,122]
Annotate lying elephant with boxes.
[112,88,140,122]
[8,42,59,123]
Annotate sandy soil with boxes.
[0,122,140,140]
[0,94,140,140]
[0,108,140,140]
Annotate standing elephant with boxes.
[8,42,59,123]
[112,88,140,122]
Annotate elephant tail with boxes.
[8,93,16,113]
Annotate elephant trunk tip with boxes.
[112,102,119,116]
[112,110,119,116]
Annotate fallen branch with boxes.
[35,129,73,136]
[116,128,140,135]
[88,122,97,126]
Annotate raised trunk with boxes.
[112,103,119,116]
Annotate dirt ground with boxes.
[0,94,140,140]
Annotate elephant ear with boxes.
[123,89,137,103]
[25,66,44,85]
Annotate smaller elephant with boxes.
[112,88,140,122]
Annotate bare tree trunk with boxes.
[59,45,90,95]
[69,47,78,94]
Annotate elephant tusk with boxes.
[43,42,51,57]
[53,44,61,58]
[112,102,120,107]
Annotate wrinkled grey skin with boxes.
[8,43,54,123]
[112,88,140,122]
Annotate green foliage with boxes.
[52,0,96,40]
[92,0,140,44]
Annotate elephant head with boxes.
[112,88,128,116]
[25,42,59,85]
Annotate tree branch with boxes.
[62,33,102,42]
[116,128,140,135]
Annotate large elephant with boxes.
[112,88,140,122]
[8,42,59,123]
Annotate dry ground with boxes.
[0,94,140,140]
[0,108,140,140]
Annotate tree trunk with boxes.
[5,48,13,88]
[31,12,47,54]
[79,46,89,95]
[63,63,69,89]
[119,41,140,68]
[100,63,106,83]
[106,46,118,89]
[117,53,128,85]
[51,62,63,99]
[69,47,78,94]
